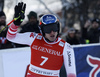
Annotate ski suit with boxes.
[6,23,76,77]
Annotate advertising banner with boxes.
[2,44,100,77]
[74,44,100,77]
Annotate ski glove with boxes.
[14,2,26,26]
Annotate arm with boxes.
[6,23,37,46]
[82,20,91,39]
[63,43,76,77]
[6,2,37,46]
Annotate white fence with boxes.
[0,43,100,77]
[0,47,31,77]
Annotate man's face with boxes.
[92,22,99,29]
[68,32,76,39]
[45,31,58,42]
[29,16,37,24]
[0,16,6,25]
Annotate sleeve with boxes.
[6,23,37,46]
[63,42,76,77]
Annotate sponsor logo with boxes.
[87,55,100,77]
[43,15,56,24]
[67,51,71,66]
[30,33,34,38]
[32,45,62,56]
[29,64,59,76]
[37,35,42,40]
[59,41,64,47]
[30,67,53,75]
[67,44,72,50]
[44,44,52,47]
[45,16,55,23]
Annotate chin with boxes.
[48,38,57,42]
[49,40,55,42]
[50,38,56,42]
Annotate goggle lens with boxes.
[43,24,58,33]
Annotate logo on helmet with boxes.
[42,14,57,25]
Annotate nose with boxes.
[50,31,55,34]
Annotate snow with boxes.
[3,0,62,24]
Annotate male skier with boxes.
[6,2,76,77]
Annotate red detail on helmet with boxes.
[39,21,42,25]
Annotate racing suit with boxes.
[6,23,76,77]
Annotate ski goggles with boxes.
[43,23,59,33]
[40,14,59,33]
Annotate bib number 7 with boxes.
[40,56,48,66]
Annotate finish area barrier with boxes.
[0,43,100,77]
[0,47,31,77]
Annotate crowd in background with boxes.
[0,10,100,49]
[61,18,100,45]
[0,11,15,49]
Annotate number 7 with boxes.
[40,56,48,66]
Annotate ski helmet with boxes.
[39,14,60,36]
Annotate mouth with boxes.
[50,35,55,38]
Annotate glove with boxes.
[14,2,26,26]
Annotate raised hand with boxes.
[14,2,26,26]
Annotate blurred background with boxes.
[0,0,100,77]
[0,0,100,29]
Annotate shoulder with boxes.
[64,41,73,51]
[58,37,72,47]
[22,32,38,38]
[58,37,66,43]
